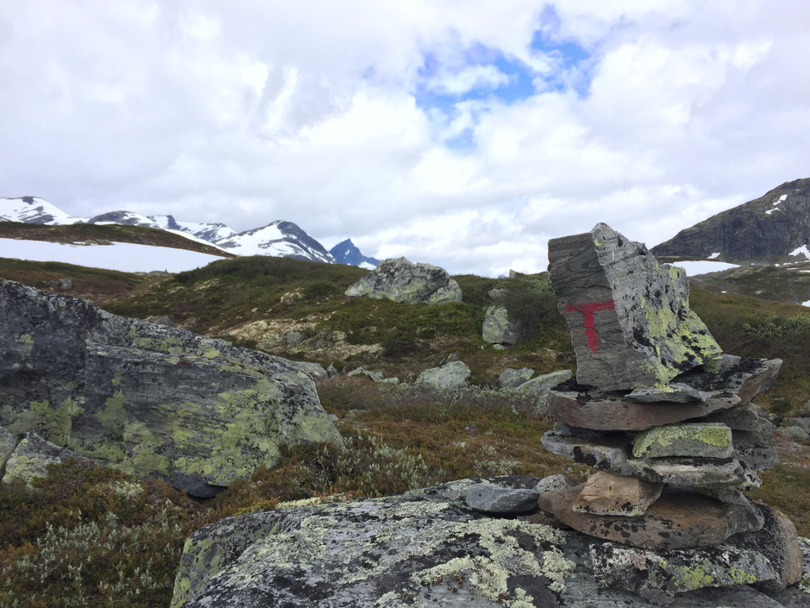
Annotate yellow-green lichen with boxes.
[673,561,715,590]
[95,391,126,434]
[633,423,731,457]
[17,333,35,357]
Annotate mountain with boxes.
[0,196,85,225]
[652,178,810,262]
[209,221,336,263]
[1,196,335,265]
[329,238,380,269]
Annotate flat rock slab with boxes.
[702,403,763,431]
[465,484,540,514]
[541,432,761,490]
[548,389,740,432]
[345,257,462,305]
[538,486,764,550]
[632,423,733,459]
[574,471,663,517]
[547,223,721,391]
[625,383,709,404]
[675,356,782,404]
[170,477,808,608]
[591,541,777,605]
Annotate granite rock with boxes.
[538,486,765,550]
[632,423,733,459]
[465,483,540,514]
[415,361,471,390]
[498,367,534,389]
[344,257,462,305]
[547,223,721,391]
[482,305,521,346]
[535,473,575,493]
[573,471,663,517]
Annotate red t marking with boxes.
[564,301,616,352]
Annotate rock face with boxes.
[345,257,462,305]
[547,223,722,390]
[170,476,810,608]
[652,177,810,261]
[0,279,343,497]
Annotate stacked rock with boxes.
[536,224,801,604]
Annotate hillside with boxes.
[653,177,810,261]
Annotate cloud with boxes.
[2,0,810,277]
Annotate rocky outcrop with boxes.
[170,476,810,608]
[548,223,722,391]
[0,278,342,497]
[652,178,810,261]
[345,257,462,305]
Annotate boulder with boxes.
[781,417,810,433]
[775,426,810,441]
[632,423,733,459]
[517,370,572,398]
[415,361,470,390]
[1,431,88,486]
[538,486,764,550]
[482,305,521,346]
[573,471,663,517]
[547,223,722,391]
[292,360,328,381]
[170,477,808,608]
[465,483,540,514]
[498,367,534,389]
[345,257,462,305]
[590,541,778,605]
[0,278,343,497]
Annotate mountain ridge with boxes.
[329,238,380,268]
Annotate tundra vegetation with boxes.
[1,254,809,607]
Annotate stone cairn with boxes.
[536,223,802,604]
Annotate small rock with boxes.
[573,471,663,517]
[57,277,72,290]
[590,541,777,604]
[498,367,534,389]
[347,366,384,382]
[326,363,339,378]
[535,474,574,493]
[538,486,765,550]
[154,315,174,327]
[2,432,88,486]
[285,330,306,348]
[775,425,810,441]
[465,483,539,514]
[517,370,572,412]
[632,423,733,459]
[415,361,470,390]
[344,257,462,305]
[781,417,810,433]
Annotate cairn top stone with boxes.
[548,224,722,391]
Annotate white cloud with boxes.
[2,1,810,276]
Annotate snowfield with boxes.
[670,260,738,277]
[0,239,224,273]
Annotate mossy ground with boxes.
[2,256,810,606]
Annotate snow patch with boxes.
[803,300,810,308]
[707,252,721,259]
[789,245,810,259]
[359,261,376,270]
[671,261,738,277]
[780,194,788,202]
[0,238,222,273]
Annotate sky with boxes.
[2,1,809,277]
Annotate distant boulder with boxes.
[0,278,343,498]
[345,257,462,305]
[415,361,470,390]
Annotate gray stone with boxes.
[732,428,779,470]
[702,403,763,431]
[464,483,539,514]
[154,315,174,327]
[0,427,19,477]
[782,417,810,432]
[292,360,328,381]
[535,473,575,493]
[498,367,534,389]
[675,356,782,404]
[415,361,470,390]
[632,423,733,459]
[775,426,810,441]
[541,432,761,490]
[625,383,709,404]
[284,330,306,348]
[0,278,343,498]
[482,305,521,345]
[573,471,663,517]
[169,478,807,608]
[590,541,777,604]
[326,363,339,378]
[348,366,385,382]
[345,257,462,305]
[516,370,572,412]
[57,278,72,290]
[547,223,722,391]
[2,431,88,485]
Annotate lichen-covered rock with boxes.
[291,360,328,381]
[482,305,521,346]
[415,361,470,390]
[465,483,540,514]
[517,369,572,398]
[590,541,778,604]
[632,423,733,459]
[625,383,708,403]
[1,431,87,485]
[170,477,807,608]
[547,223,722,390]
[0,426,16,476]
[0,278,343,497]
[498,367,534,389]
[345,257,462,305]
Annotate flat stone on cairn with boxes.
[537,224,799,604]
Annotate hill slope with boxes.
[653,178,810,261]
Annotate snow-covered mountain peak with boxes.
[149,215,237,243]
[330,238,380,268]
[215,220,336,264]
[0,196,86,225]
